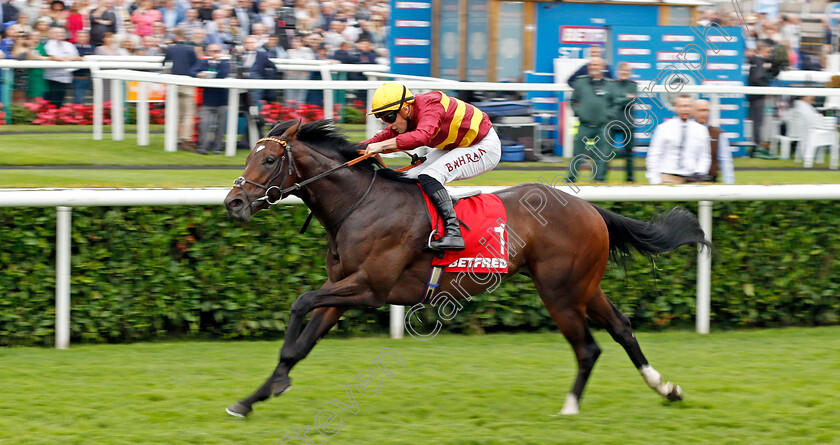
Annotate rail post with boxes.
[55,206,72,349]
[696,200,713,334]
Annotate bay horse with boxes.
[223,120,710,417]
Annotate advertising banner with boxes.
[389,0,433,76]
[438,0,461,80]
[496,2,524,82]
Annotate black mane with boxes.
[268,119,417,183]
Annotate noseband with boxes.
[233,136,381,209]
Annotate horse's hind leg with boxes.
[586,289,683,402]
[536,286,602,415]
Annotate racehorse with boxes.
[223,120,710,417]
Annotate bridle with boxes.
[232,135,382,228]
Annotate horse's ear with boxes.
[279,120,302,142]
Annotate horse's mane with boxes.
[268,119,418,184]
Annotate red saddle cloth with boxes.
[419,186,509,274]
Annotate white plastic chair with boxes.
[801,116,839,169]
[770,108,801,159]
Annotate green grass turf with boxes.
[0,328,838,444]
[0,128,838,187]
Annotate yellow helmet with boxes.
[368,82,415,116]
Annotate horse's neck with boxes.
[300,170,413,233]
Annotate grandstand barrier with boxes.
[2,184,839,348]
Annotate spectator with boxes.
[188,27,207,49]
[117,33,140,55]
[365,14,386,49]
[748,43,773,156]
[240,34,277,105]
[33,16,51,40]
[159,0,185,30]
[252,0,276,33]
[284,36,312,104]
[645,95,711,185]
[780,14,801,68]
[43,27,80,107]
[0,28,15,56]
[113,0,130,35]
[24,31,48,101]
[190,43,231,154]
[693,99,735,184]
[179,8,204,38]
[331,39,358,64]
[66,1,85,43]
[205,8,233,48]
[10,30,33,104]
[89,0,117,47]
[570,57,613,183]
[323,19,345,54]
[356,38,376,64]
[261,33,287,58]
[611,62,638,182]
[72,29,94,104]
[13,0,37,25]
[232,0,252,36]
[141,35,162,55]
[150,20,170,45]
[568,45,613,87]
[196,0,214,23]
[94,31,119,55]
[7,13,32,40]
[251,22,269,47]
[163,28,199,149]
[46,0,68,29]
[131,0,162,38]
[792,96,825,159]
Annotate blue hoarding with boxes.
[466,0,489,81]
[389,0,433,77]
[611,25,746,146]
[438,0,461,80]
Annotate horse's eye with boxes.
[265,156,277,164]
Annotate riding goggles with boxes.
[375,109,399,123]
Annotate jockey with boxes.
[363,82,502,251]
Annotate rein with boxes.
[233,136,383,232]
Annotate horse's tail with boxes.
[593,205,712,263]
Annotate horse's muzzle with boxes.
[224,191,252,222]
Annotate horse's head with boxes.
[224,121,302,222]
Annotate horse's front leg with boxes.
[227,274,378,417]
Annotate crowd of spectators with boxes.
[0,0,392,107]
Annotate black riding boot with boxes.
[419,175,465,251]
[428,189,465,251]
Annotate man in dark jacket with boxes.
[610,62,638,182]
[240,35,277,104]
[570,58,614,183]
[0,0,19,36]
[190,43,231,154]
[163,28,198,149]
[747,43,773,157]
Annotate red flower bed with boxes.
[260,101,326,125]
[24,99,112,125]
[0,102,6,126]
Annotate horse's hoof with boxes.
[666,384,683,402]
[226,402,252,417]
[271,378,292,397]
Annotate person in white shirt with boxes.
[793,96,823,132]
[43,27,80,107]
[693,99,735,184]
[792,96,825,161]
[646,95,712,185]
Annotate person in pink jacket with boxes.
[131,0,162,37]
